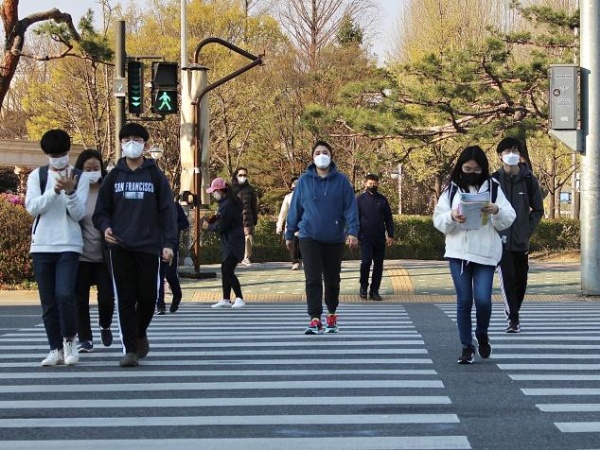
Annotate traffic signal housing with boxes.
[151,62,178,114]
[127,61,144,114]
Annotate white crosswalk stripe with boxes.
[0,303,471,449]
[438,301,600,439]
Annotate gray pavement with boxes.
[0,259,583,305]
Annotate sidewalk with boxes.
[0,259,583,306]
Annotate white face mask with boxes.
[86,171,102,184]
[237,176,247,184]
[212,191,223,201]
[122,141,145,159]
[314,154,331,169]
[502,153,520,166]
[48,155,69,170]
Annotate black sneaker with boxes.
[100,327,113,347]
[359,287,367,300]
[77,340,93,353]
[505,321,521,333]
[169,297,182,313]
[457,345,475,364]
[369,292,383,301]
[476,333,491,358]
[136,337,150,358]
[119,352,139,367]
[156,308,166,316]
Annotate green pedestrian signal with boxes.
[127,61,144,114]
[152,89,178,114]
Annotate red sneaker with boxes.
[304,318,323,335]
[325,314,338,333]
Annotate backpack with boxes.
[38,165,83,194]
[448,177,499,206]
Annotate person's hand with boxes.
[55,168,78,195]
[481,202,499,215]
[276,226,282,235]
[201,219,209,230]
[104,227,120,244]
[346,235,358,250]
[451,208,466,223]
[386,237,394,247]
[162,247,174,264]
[285,240,294,251]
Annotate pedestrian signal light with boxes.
[127,61,144,114]
[152,89,178,114]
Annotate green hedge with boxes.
[192,215,579,264]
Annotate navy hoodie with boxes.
[356,190,394,242]
[92,157,177,256]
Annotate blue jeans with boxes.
[32,252,79,350]
[448,258,495,347]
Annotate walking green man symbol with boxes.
[158,91,173,111]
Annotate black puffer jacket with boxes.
[232,182,258,227]
[492,165,544,252]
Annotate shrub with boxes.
[0,194,34,286]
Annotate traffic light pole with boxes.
[114,20,126,162]
[185,38,263,274]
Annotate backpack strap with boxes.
[39,165,49,194]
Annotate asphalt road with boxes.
[0,301,598,449]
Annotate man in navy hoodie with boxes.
[356,173,394,301]
[285,140,359,334]
[93,123,177,367]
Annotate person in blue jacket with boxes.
[285,140,359,334]
[93,123,177,367]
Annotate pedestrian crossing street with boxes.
[438,302,600,439]
[0,302,598,449]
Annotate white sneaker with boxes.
[232,298,246,308]
[241,257,252,266]
[211,299,232,308]
[41,349,64,367]
[291,262,300,270]
[63,339,79,365]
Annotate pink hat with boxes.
[206,177,227,193]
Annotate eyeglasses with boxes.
[462,166,482,174]
[121,137,145,144]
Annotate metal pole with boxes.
[580,0,600,294]
[397,163,402,215]
[114,20,126,161]
[181,0,187,66]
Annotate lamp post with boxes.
[149,144,164,160]
[390,163,403,215]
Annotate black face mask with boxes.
[462,173,483,186]
[366,186,378,194]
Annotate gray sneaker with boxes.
[120,352,139,367]
[136,337,150,359]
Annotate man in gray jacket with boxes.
[493,137,544,333]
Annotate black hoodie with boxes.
[93,157,177,256]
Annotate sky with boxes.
[19,0,403,63]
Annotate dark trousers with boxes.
[498,250,529,323]
[75,261,114,342]
[222,255,243,300]
[108,247,159,354]
[156,250,182,310]
[288,236,302,263]
[359,239,386,294]
[299,238,345,318]
[32,252,79,350]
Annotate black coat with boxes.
[232,182,258,227]
[208,196,244,262]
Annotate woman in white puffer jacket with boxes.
[433,145,515,365]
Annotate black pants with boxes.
[156,250,182,310]
[359,239,386,294]
[75,261,114,342]
[222,255,243,300]
[288,236,302,263]
[108,247,159,354]
[299,238,345,318]
[498,250,529,322]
